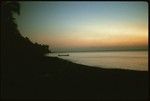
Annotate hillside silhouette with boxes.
[1,1,50,98]
[1,1,148,100]
[1,1,50,58]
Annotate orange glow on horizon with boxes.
[31,33,148,49]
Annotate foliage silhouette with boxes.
[1,2,51,97]
[1,1,50,59]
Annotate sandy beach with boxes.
[1,55,148,100]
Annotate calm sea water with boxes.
[47,51,148,71]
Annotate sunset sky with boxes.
[16,1,148,52]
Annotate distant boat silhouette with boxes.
[58,54,69,56]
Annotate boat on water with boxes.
[58,54,69,56]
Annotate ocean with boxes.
[47,51,148,71]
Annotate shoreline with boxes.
[57,56,148,72]
[49,56,148,72]
[2,55,149,100]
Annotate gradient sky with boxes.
[16,1,148,52]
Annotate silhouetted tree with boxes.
[1,1,50,58]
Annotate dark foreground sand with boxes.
[1,56,149,100]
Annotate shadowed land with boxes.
[1,55,148,100]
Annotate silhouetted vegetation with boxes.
[1,1,50,58]
[1,1,148,100]
[1,1,51,98]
